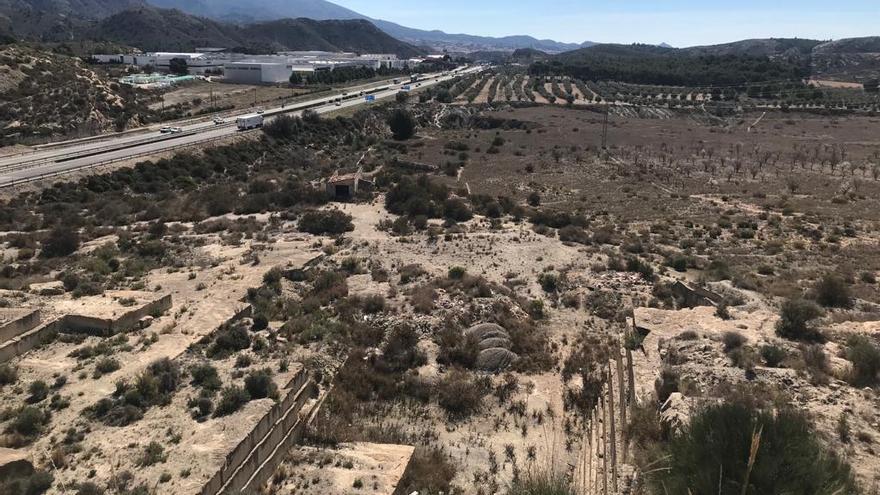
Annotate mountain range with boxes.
[145,0,592,52]
[87,7,423,56]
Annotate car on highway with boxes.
[255,108,265,114]
[159,126,172,134]
[335,101,342,106]
[213,117,225,125]
[168,127,183,134]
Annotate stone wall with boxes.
[0,295,172,363]
[64,294,173,336]
[198,368,316,495]
[0,310,41,345]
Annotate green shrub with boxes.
[0,469,53,495]
[507,470,576,495]
[846,335,880,387]
[0,364,17,386]
[27,380,49,403]
[557,225,591,245]
[207,324,251,359]
[41,225,80,258]
[362,294,386,314]
[538,272,560,293]
[244,369,278,400]
[213,386,250,417]
[650,403,858,495]
[138,441,166,466]
[298,210,354,235]
[442,198,472,222]
[94,358,121,377]
[448,266,467,280]
[378,325,427,373]
[9,406,50,438]
[722,332,747,353]
[190,364,222,391]
[813,274,853,309]
[760,344,787,368]
[776,299,824,341]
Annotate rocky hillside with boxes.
[239,18,423,58]
[90,7,422,56]
[812,37,880,81]
[88,7,242,52]
[0,45,157,144]
[0,0,145,39]
[0,3,423,57]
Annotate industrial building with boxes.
[92,50,416,84]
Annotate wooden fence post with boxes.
[607,362,617,493]
[616,346,628,462]
[625,347,636,405]
[601,396,608,495]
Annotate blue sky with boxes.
[334,0,878,46]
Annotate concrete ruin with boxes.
[0,293,172,363]
[670,280,724,308]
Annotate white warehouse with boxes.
[224,62,293,84]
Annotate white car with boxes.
[159,126,172,134]
[168,127,183,134]
[213,118,225,125]
[256,108,265,114]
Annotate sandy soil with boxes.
[153,81,311,112]
[2,226,320,492]
[275,442,414,494]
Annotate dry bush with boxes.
[395,447,457,495]
[436,368,489,419]
[721,331,747,353]
[410,285,436,314]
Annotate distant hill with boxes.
[87,7,422,57]
[89,7,241,52]
[541,38,880,85]
[147,0,361,24]
[812,37,880,81]
[238,18,423,58]
[542,42,811,86]
[681,38,820,58]
[144,0,590,53]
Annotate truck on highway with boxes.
[364,95,376,103]
[236,114,264,131]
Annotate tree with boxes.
[864,79,879,93]
[387,109,416,140]
[395,91,409,104]
[168,58,188,76]
[289,71,303,85]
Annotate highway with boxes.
[0,66,482,187]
